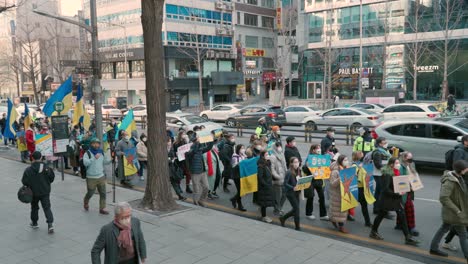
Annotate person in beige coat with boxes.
[270,142,287,215]
[329,155,350,233]
[136,134,148,181]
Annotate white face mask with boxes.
[316,149,322,155]
[119,217,131,227]
[142,137,147,142]
[292,162,300,169]
[383,143,389,148]
[182,135,189,142]
[277,147,282,153]
[124,136,130,140]
[329,132,335,137]
[240,149,246,155]
[342,160,349,167]
[255,145,263,151]
[291,141,296,147]
[394,164,401,170]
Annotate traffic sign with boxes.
[60,60,93,67]
[54,102,64,113]
[75,67,94,75]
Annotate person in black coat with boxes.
[447,94,456,112]
[280,157,301,230]
[321,127,337,154]
[303,144,328,220]
[220,134,235,193]
[254,150,275,223]
[22,151,55,233]
[284,136,302,167]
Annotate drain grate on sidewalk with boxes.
[127,199,193,217]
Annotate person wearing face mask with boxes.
[204,134,223,199]
[255,117,268,138]
[351,151,373,227]
[429,160,468,259]
[254,150,275,223]
[370,157,419,246]
[279,157,302,230]
[270,142,287,216]
[173,131,193,194]
[220,134,236,193]
[396,152,419,236]
[269,126,282,146]
[91,202,147,264]
[284,136,302,168]
[230,144,247,211]
[371,137,393,218]
[115,130,137,187]
[168,137,186,201]
[321,127,336,155]
[136,134,148,181]
[353,127,375,157]
[329,155,350,233]
[452,135,468,169]
[303,144,329,221]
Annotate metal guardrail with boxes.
[101,114,147,129]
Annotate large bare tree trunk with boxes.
[140,0,178,211]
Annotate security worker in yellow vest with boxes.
[353,127,375,156]
[255,117,268,138]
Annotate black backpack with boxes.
[79,151,92,179]
[445,149,455,170]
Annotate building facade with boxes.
[298,0,468,101]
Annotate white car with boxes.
[349,103,385,113]
[283,105,322,124]
[124,105,147,118]
[302,107,382,131]
[200,104,242,122]
[167,112,223,135]
[16,103,44,119]
[381,103,440,120]
[87,104,122,118]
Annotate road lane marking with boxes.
[415,198,439,203]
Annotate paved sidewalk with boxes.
[0,157,424,264]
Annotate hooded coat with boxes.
[21,162,55,196]
[439,170,468,226]
[254,157,275,207]
[270,148,287,186]
[453,144,468,168]
[329,161,347,223]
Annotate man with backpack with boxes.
[83,138,111,215]
[21,151,55,233]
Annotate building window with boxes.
[262,16,274,28]
[262,37,274,48]
[247,0,258,5]
[244,13,258,26]
[245,35,258,48]
[261,0,274,8]
[263,58,274,68]
[131,60,145,78]
[237,12,240,25]
[101,63,114,80]
[291,63,298,71]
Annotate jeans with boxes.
[358,187,371,225]
[138,160,147,176]
[273,185,286,212]
[31,195,54,224]
[431,223,468,258]
[230,178,243,208]
[373,176,383,213]
[372,208,409,237]
[445,227,468,243]
[84,177,107,209]
[192,173,209,203]
[261,206,267,217]
[282,191,300,230]
[20,151,29,162]
[305,184,327,217]
[170,178,183,196]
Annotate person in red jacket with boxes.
[25,123,36,161]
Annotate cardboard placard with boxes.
[393,175,411,194]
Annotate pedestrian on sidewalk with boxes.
[230,144,247,211]
[186,133,213,207]
[168,137,186,201]
[329,155,350,233]
[280,157,302,230]
[429,160,468,259]
[220,134,235,193]
[173,131,193,194]
[351,151,372,227]
[136,134,147,181]
[21,151,55,234]
[397,152,419,236]
[204,139,223,199]
[83,138,111,215]
[91,202,147,264]
[370,157,419,246]
[303,144,329,221]
[254,150,275,223]
[270,142,287,216]
[115,130,136,188]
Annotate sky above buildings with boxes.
[60,0,81,16]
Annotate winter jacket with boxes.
[255,123,268,137]
[283,170,299,193]
[83,150,111,179]
[320,135,335,154]
[284,144,302,167]
[136,142,148,161]
[439,170,468,226]
[25,128,35,153]
[231,153,245,180]
[21,162,55,196]
[270,148,287,186]
[186,142,213,174]
[379,166,403,211]
[269,134,282,146]
[452,144,468,168]
[254,158,275,207]
[329,162,347,223]
[220,142,235,167]
[372,147,391,176]
[115,138,135,157]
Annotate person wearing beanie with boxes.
[269,126,282,146]
[284,136,302,168]
[255,117,268,138]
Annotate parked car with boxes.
[16,103,44,118]
[283,105,322,124]
[200,104,242,122]
[436,111,468,122]
[373,119,468,164]
[0,105,7,118]
[124,105,147,118]
[166,112,223,134]
[87,104,122,118]
[225,104,286,128]
[381,103,440,120]
[302,107,382,131]
[349,103,385,113]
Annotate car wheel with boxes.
[350,122,362,133]
[305,121,316,131]
[201,114,209,120]
[226,118,237,128]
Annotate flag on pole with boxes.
[43,76,73,116]
[82,105,91,131]
[73,83,84,126]
[115,109,136,140]
[239,157,259,197]
[23,103,32,130]
[4,98,18,139]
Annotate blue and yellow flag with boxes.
[115,109,136,140]
[43,76,73,116]
[16,131,27,152]
[363,164,376,204]
[239,157,259,197]
[339,167,359,212]
[4,98,18,139]
[73,83,84,126]
[305,154,331,180]
[23,103,32,130]
[123,147,139,176]
[82,105,91,131]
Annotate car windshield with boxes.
[184,115,205,124]
[233,105,242,109]
[269,106,284,113]
[454,120,468,133]
[428,105,438,112]
[358,109,377,115]
[376,104,385,108]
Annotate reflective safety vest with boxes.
[353,136,375,153]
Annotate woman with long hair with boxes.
[303,144,329,221]
[279,157,301,230]
[230,144,247,211]
[351,151,372,227]
[173,130,192,193]
[254,150,275,223]
[329,155,350,233]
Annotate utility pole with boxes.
[358,0,363,102]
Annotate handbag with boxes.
[18,186,33,204]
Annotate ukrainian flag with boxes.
[73,83,84,126]
[43,76,73,117]
[123,147,139,176]
[23,103,32,130]
[82,105,91,131]
[4,98,18,139]
[239,157,259,197]
[115,109,136,140]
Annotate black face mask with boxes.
[406,159,413,164]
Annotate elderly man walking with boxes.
[91,202,147,264]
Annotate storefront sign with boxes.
[244,70,262,75]
[276,0,282,29]
[263,72,277,83]
[338,67,374,75]
[416,65,439,73]
[245,60,257,69]
[101,48,144,62]
[243,48,265,57]
[211,72,244,85]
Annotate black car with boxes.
[225,104,286,128]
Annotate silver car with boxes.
[302,107,382,131]
[166,112,223,135]
[373,119,468,164]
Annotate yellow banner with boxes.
[308,167,331,180]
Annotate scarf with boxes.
[207,150,214,176]
[89,147,104,156]
[113,220,135,260]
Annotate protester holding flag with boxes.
[329,155,350,233]
[115,130,136,187]
[230,144,247,211]
[17,125,29,163]
[397,152,419,236]
[370,157,419,246]
[352,151,373,227]
[254,150,275,223]
[279,157,302,231]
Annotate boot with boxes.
[186,185,193,193]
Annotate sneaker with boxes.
[186,185,193,194]
[140,176,145,181]
[369,230,384,240]
[99,209,110,215]
[74,171,79,175]
[198,201,206,208]
[411,229,420,237]
[405,237,420,246]
[261,216,273,223]
[430,249,449,257]
[207,193,214,200]
[306,215,316,220]
[211,193,219,199]
[273,209,280,216]
[279,210,284,216]
[48,225,54,234]
[347,215,355,221]
[30,222,38,229]
[442,243,458,251]
[320,215,330,221]
[338,226,349,234]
